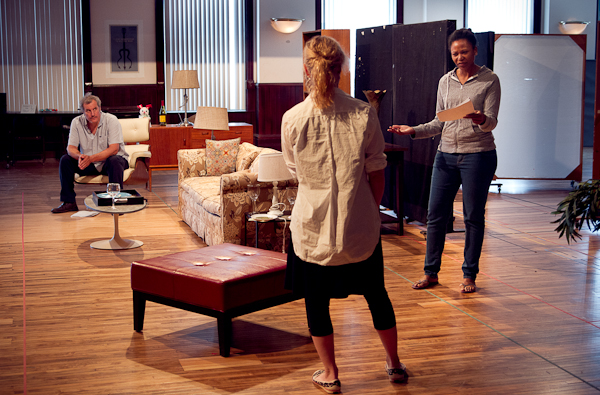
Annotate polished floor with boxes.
[1,154,599,394]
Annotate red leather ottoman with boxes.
[131,243,299,357]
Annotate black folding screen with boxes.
[355,25,395,210]
[475,32,495,70]
[0,93,6,163]
[356,20,456,224]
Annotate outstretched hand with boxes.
[464,110,486,125]
[387,125,415,135]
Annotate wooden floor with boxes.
[1,155,600,394]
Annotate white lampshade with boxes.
[193,107,230,131]
[171,70,199,89]
[270,18,304,34]
[257,152,293,182]
[558,21,590,35]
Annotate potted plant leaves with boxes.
[552,179,600,243]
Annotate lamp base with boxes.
[267,207,284,216]
[178,120,194,127]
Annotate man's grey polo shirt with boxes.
[68,112,129,171]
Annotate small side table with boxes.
[245,212,291,251]
[84,195,147,250]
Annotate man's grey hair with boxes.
[80,94,101,109]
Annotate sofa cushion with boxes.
[236,142,261,171]
[180,176,221,215]
[206,138,241,176]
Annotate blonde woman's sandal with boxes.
[312,370,341,394]
[385,363,408,383]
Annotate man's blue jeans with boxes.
[424,150,497,281]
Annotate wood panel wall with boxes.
[90,85,165,120]
[255,83,304,150]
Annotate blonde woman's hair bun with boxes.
[303,36,347,109]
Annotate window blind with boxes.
[165,0,246,112]
[0,0,83,112]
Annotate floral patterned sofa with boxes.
[178,142,297,246]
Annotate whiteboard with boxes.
[493,35,584,179]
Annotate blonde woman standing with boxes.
[281,36,407,393]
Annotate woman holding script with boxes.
[388,28,501,293]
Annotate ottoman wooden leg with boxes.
[217,315,232,357]
[133,291,146,332]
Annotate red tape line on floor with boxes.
[22,192,27,393]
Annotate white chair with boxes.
[75,118,152,189]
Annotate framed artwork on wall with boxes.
[88,0,157,86]
[110,25,139,72]
[101,20,146,82]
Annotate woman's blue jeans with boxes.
[424,150,497,281]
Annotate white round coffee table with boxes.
[84,195,147,250]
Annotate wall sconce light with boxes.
[270,18,305,34]
[558,21,590,35]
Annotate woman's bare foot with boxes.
[412,275,439,289]
[459,278,476,293]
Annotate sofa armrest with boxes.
[178,149,207,183]
[221,170,258,193]
[221,172,299,193]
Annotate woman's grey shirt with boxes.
[412,65,501,154]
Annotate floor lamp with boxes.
[171,70,199,127]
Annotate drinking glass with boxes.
[287,187,297,212]
[248,184,260,214]
[107,183,121,210]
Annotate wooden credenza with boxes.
[144,123,253,190]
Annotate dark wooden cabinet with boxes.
[147,126,191,168]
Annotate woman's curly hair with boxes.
[303,36,347,109]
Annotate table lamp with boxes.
[193,107,229,139]
[257,152,293,216]
[171,70,199,126]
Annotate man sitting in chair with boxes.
[51,94,129,214]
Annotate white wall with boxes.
[403,0,464,28]
[90,0,156,85]
[256,0,316,83]
[403,0,596,60]
[543,0,596,60]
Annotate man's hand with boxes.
[78,154,92,170]
[387,125,415,135]
[464,110,486,125]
